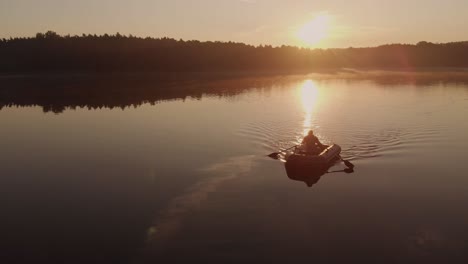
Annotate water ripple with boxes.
[236,120,303,152]
[238,120,444,162]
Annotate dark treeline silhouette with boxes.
[2,31,468,72]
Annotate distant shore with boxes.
[2,31,468,73]
[2,67,468,82]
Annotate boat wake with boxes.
[237,119,444,163]
[142,155,257,256]
[341,126,444,161]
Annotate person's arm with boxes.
[318,139,326,148]
[314,136,326,149]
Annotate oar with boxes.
[267,145,298,159]
[327,167,354,174]
[319,144,354,169]
[339,156,355,169]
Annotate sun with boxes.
[296,13,331,47]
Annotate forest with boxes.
[2,31,468,72]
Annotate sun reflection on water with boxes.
[299,80,320,137]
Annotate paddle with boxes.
[339,156,355,169]
[267,145,298,159]
[318,144,354,169]
[327,167,354,174]
[268,144,355,169]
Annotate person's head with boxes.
[308,130,314,136]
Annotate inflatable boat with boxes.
[284,144,342,169]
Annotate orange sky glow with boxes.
[1,0,468,48]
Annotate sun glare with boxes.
[299,80,320,136]
[296,13,331,47]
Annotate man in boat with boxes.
[301,130,327,155]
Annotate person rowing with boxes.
[267,130,354,169]
[301,130,327,155]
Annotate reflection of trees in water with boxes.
[1,71,468,114]
[0,73,302,113]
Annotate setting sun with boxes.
[296,13,331,47]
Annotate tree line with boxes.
[2,31,468,72]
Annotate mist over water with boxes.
[1,73,468,263]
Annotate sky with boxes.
[1,0,468,48]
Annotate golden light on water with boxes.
[299,80,320,136]
[296,13,331,47]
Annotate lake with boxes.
[1,71,468,263]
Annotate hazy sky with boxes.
[1,0,468,48]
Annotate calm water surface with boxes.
[1,74,468,263]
